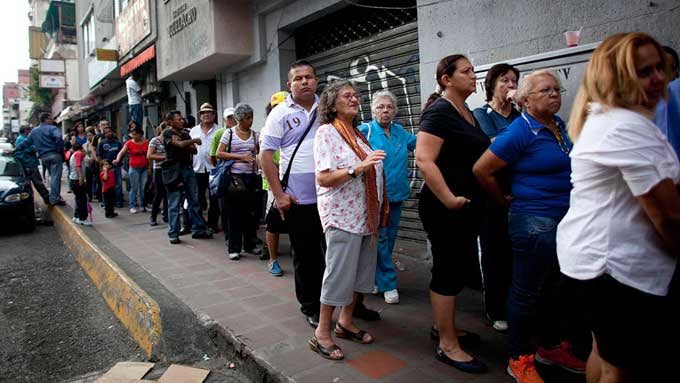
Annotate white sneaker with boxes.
[129,208,137,214]
[75,218,92,226]
[492,320,508,332]
[384,289,399,304]
[228,252,241,260]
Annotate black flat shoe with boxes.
[435,345,487,374]
[430,326,481,347]
[306,314,320,329]
[353,302,380,321]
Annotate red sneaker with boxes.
[507,355,544,383]
[535,341,585,373]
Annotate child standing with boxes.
[69,142,90,225]
[100,160,118,218]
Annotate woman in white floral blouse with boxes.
[310,80,389,360]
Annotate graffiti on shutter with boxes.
[302,22,426,245]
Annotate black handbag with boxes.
[264,110,317,233]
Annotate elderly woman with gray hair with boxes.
[473,69,585,381]
[358,90,415,304]
[216,103,262,260]
[310,80,389,360]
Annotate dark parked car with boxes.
[0,153,35,231]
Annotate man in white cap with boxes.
[210,106,237,240]
[191,102,220,232]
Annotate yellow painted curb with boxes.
[46,202,162,360]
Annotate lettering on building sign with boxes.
[169,5,197,37]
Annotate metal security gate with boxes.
[300,21,426,246]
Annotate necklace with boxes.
[549,123,571,155]
[442,95,475,126]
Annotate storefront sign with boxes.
[39,59,65,73]
[115,0,151,56]
[168,3,197,37]
[467,43,600,117]
[39,74,66,89]
[96,49,118,62]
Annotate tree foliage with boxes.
[28,66,53,108]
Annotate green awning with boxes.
[41,1,76,36]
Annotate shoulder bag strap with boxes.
[280,110,317,190]
[227,128,233,153]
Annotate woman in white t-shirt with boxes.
[557,32,680,382]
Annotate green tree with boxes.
[28,66,53,108]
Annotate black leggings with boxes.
[151,168,167,221]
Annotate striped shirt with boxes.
[149,136,165,169]
[220,128,257,174]
[260,95,319,205]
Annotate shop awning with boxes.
[120,45,155,78]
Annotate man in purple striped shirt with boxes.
[260,61,325,328]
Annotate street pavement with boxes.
[57,185,585,383]
[0,224,143,382]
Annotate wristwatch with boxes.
[348,165,357,178]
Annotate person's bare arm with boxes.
[316,150,385,188]
[112,145,128,166]
[261,149,293,220]
[147,143,165,161]
[637,178,680,254]
[415,132,469,209]
[216,142,251,161]
[473,149,511,207]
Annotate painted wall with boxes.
[156,0,253,80]
[417,0,680,104]
[216,0,342,126]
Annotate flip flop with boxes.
[334,323,374,344]
[309,337,344,360]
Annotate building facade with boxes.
[62,0,679,249]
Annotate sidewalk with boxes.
[58,186,581,383]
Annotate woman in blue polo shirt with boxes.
[473,69,584,382]
[359,90,416,305]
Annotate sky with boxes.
[1,1,31,85]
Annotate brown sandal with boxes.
[334,323,374,344]
[309,337,344,360]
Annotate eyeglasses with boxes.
[528,87,566,96]
[375,105,394,111]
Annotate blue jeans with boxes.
[41,152,63,204]
[128,167,147,209]
[113,165,123,206]
[129,103,143,125]
[375,201,402,292]
[506,212,564,358]
[167,167,207,238]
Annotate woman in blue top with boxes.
[473,69,584,382]
[472,63,521,333]
[358,90,416,305]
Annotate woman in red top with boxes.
[114,123,149,213]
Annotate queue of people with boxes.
[15,31,678,383]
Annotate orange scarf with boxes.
[331,118,389,236]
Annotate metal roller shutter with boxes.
[301,22,426,246]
